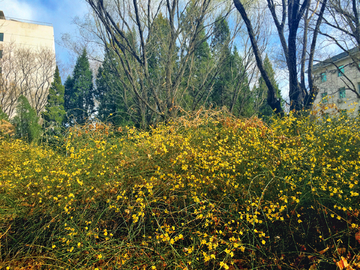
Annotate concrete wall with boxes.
[0,18,55,52]
[313,55,360,116]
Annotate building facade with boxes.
[0,11,56,118]
[312,48,360,117]
[0,11,55,55]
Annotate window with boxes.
[0,33,3,42]
[338,65,344,76]
[339,87,346,99]
[0,50,2,59]
[320,72,327,82]
[321,92,328,103]
[358,83,360,94]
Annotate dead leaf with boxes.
[336,257,349,270]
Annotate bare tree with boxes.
[322,0,359,48]
[0,43,56,117]
[317,0,360,97]
[81,0,245,127]
[233,0,328,113]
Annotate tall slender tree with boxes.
[64,49,95,126]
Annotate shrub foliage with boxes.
[1,110,360,269]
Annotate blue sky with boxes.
[1,0,89,77]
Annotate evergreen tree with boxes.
[256,55,282,119]
[42,66,66,133]
[210,16,232,107]
[96,48,134,126]
[64,49,95,126]
[211,16,230,52]
[210,18,254,117]
[12,95,41,143]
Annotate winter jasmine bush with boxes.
[1,109,360,269]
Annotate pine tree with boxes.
[42,66,66,133]
[12,95,41,143]
[64,49,95,126]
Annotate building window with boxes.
[321,92,328,103]
[339,87,346,99]
[338,65,344,76]
[0,33,3,42]
[0,50,2,59]
[321,72,327,82]
[358,83,360,94]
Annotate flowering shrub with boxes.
[1,109,360,269]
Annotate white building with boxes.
[312,48,360,117]
[0,11,55,55]
[0,11,56,117]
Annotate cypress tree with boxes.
[12,95,41,143]
[64,49,95,126]
[42,66,66,133]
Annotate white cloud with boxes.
[0,0,36,21]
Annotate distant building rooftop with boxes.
[313,47,360,70]
[0,10,52,27]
